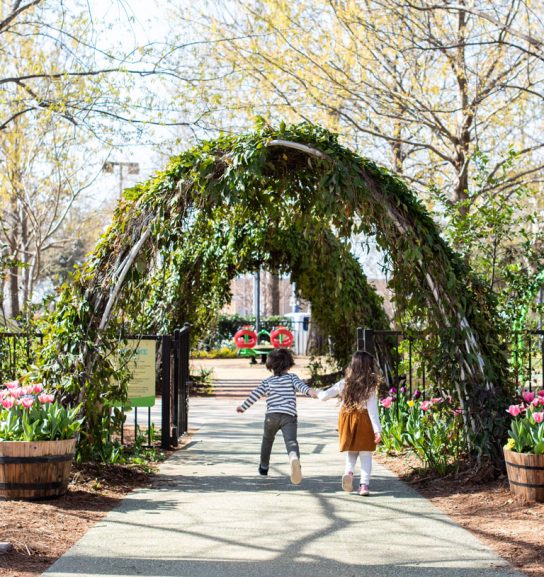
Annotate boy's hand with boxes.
[308,388,318,399]
[374,432,382,444]
[236,406,244,413]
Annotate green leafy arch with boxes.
[41,122,510,459]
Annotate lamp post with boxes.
[253,269,261,335]
[102,161,140,196]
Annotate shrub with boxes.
[191,346,238,359]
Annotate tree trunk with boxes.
[7,265,20,318]
[453,3,473,213]
[392,119,405,174]
[270,272,280,315]
[21,203,30,305]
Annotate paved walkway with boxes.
[44,396,522,577]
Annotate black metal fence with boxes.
[357,328,431,396]
[161,326,190,449]
[0,332,43,384]
[512,330,544,391]
[0,327,190,450]
[358,327,544,396]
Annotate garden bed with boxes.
[377,453,544,577]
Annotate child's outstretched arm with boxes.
[291,374,318,399]
[367,389,382,443]
[317,380,344,401]
[236,382,267,413]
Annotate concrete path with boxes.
[43,397,522,577]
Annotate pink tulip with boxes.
[421,400,432,412]
[453,408,463,415]
[507,404,522,417]
[532,397,544,407]
[20,397,34,409]
[38,393,54,404]
[1,398,14,409]
[538,390,544,398]
[32,383,43,394]
[522,391,535,403]
[380,396,393,409]
[9,388,23,399]
[4,380,19,389]
[21,385,34,395]
[533,412,544,423]
[431,397,443,405]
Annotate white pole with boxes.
[254,270,261,336]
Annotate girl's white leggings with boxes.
[345,451,373,485]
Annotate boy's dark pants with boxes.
[260,412,299,468]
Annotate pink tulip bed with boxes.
[378,386,466,474]
[505,389,544,454]
[379,386,544,474]
[0,380,82,442]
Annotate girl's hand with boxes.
[308,388,318,399]
[374,432,382,444]
[236,406,244,413]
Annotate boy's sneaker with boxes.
[289,454,303,485]
[258,465,269,476]
[359,483,370,496]
[341,472,354,492]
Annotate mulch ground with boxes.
[376,452,544,577]
[0,462,153,577]
[1,450,542,577]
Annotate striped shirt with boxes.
[240,372,311,416]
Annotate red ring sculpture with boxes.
[270,327,294,348]
[233,328,257,349]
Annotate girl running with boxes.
[318,351,382,495]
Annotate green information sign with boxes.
[125,339,156,408]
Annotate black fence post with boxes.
[172,324,190,442]
[172,329,180,445]
[180,323,190,435]
[356,328,375,356]
[357,327,364,352]
[364,329,375,356]
[161,335,172,450]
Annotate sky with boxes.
[78,0,388,279]
[83,0,180,206]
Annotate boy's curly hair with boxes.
[266,348,295,376]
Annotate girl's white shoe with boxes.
[289,453,302,485]
[341,472,354,492]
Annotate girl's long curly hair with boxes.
[342,351,380,412]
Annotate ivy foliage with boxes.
[40,121,510,461]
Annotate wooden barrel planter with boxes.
[0,438,76,501]
[504,448,544,502]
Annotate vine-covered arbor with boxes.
[41,122,510,459]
